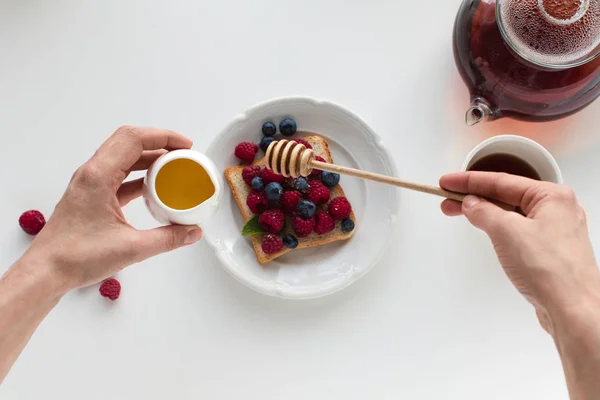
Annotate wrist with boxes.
[546,289,600,342]
[10,247,74,299]
[536,263,600,329]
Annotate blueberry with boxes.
[251,176,264,191]
[260,137,276,152]
[293,177,308,192]
[321,171,341,187]
[262,122,277,137]
[279,119,297,137]
[297,199,316,219]
[282,234,299,249]
[265,182,283,201]
[341,218,355,232]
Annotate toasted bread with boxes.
[224,135,356,264]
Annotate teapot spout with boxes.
[466,98,494,126]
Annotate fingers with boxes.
[134,225,203,261]
[440,199,463,216]
[440,171,543,214]
[129,150,167,172]
[93,126,193,180]
[117,178,144,206]
[441,195,504,229]
[460,195,522,236]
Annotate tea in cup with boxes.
[462,135,563,184]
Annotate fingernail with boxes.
[184,229,203,245]
[463,195,481,209]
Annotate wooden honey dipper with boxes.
[266,140,514,209]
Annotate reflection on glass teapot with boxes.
[453,0,600,125]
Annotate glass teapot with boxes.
[453,0,600,125]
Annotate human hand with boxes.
[439,172,600,332]
[22,126,203,293]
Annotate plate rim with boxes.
[204,96,400,299]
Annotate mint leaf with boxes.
[242,216,265,236]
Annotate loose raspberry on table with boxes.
[258,209,285,233]
[19,210,46,235]
[307,179,330,205]
[247,190,269,214]
[314,211,335,235]
[291,138,312,149]
[328,197,352,220]
[292,215,315,238]
[309,156,326,178]
[262,234,284,254]
[280,191,302,213]
[234,142,258,163]
[260,168,285,185]
[99,278,121,301]
[242,165,262,185]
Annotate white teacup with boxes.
[143,150,222,225]
[462,135,563,184]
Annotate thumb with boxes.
[462,195,511,236]
[135,225,203,260]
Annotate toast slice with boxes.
[225,134,356,264]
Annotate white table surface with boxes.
[2,0,599,398]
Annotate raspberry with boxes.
[19,210,46,235]
[262,234,284,254]
[314,211,335,235]
[247,190,268,214]
[260,168,285,184]
[235,142,258,163]
[280,191,302,213]
[99,278,121,301]
[307,179,330,205]
[242,165,262,185]
[292,215,315,238]
[328,197,352,220]
[309,156,326,178]
[258,209,285,233]
[292,138,312,149]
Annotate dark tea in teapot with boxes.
[453,0,600,125]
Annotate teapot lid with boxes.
[497,0,600,68]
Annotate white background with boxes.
[1,0,599,398]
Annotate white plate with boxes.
[204,97,399,299]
